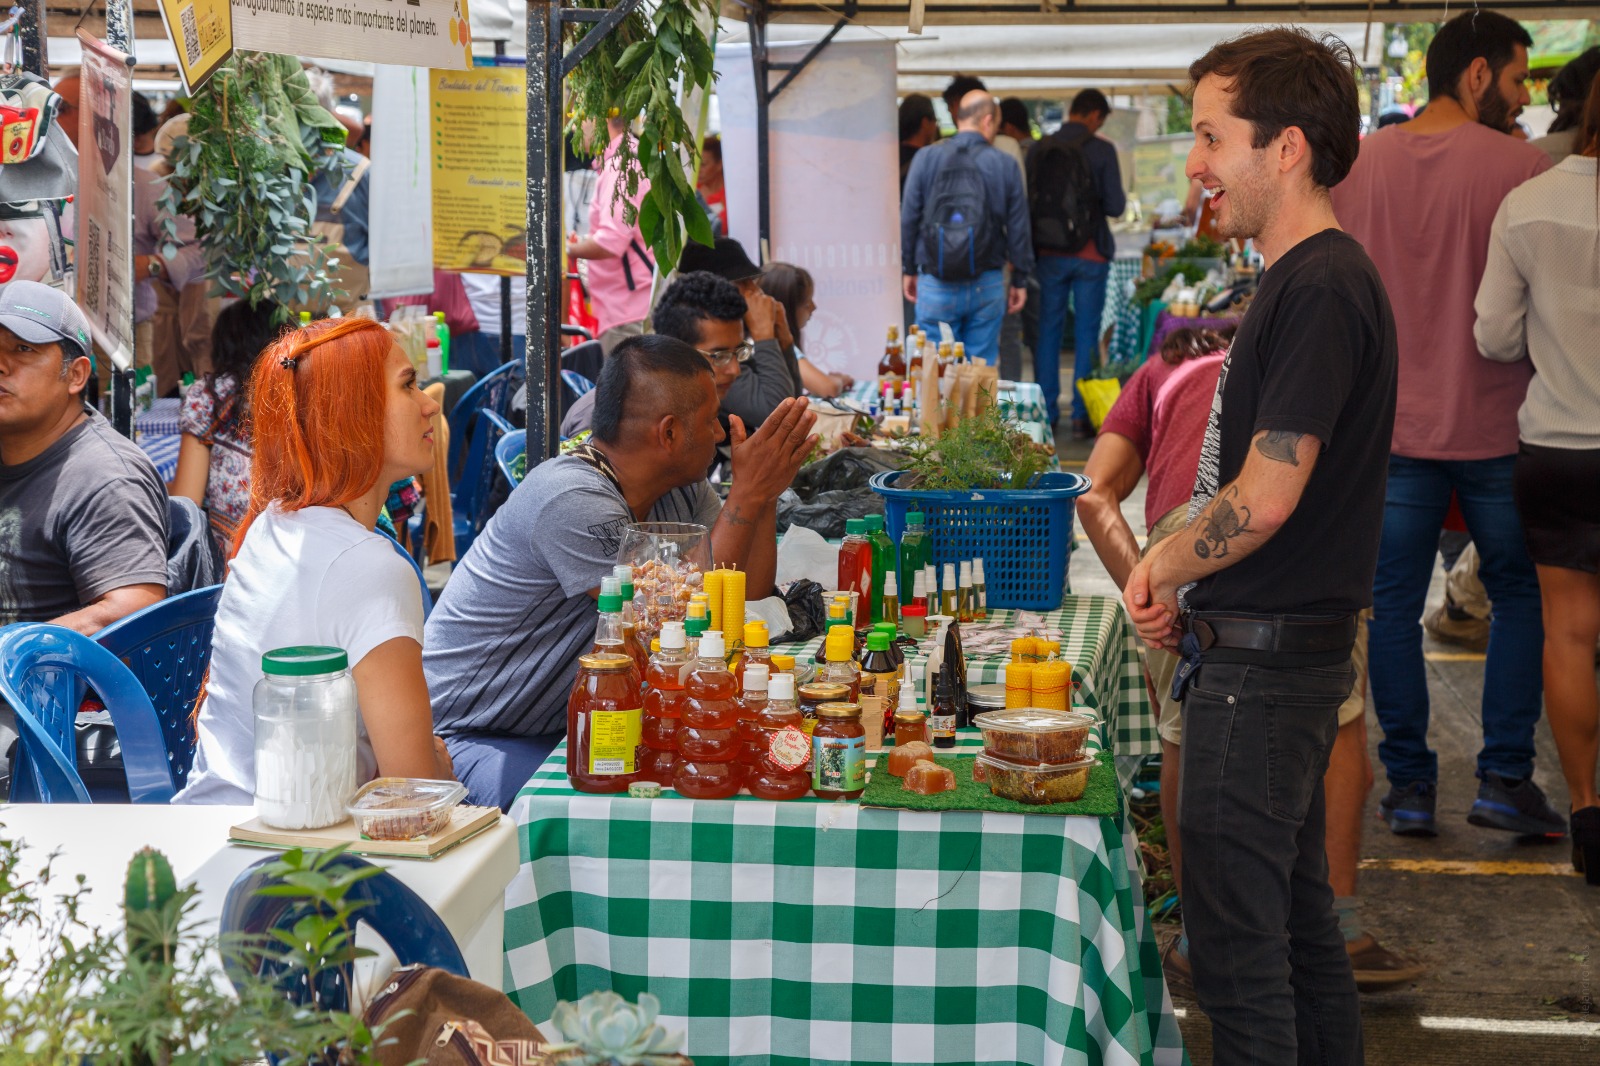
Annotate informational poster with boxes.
[232,0,473,70]
[367,64,434,297]
[715,39,902,384]
[156,0,234,93]
[75,33,135,372]
[1133,134,1193,219]
[429,64,525,275]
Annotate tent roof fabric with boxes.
[737,0,1598,24]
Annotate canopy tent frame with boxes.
[734,0,1600,23]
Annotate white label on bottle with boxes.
[928,713,956,737]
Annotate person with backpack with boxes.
[1028,89,1127,434]
[900,91,1033,366]
[568,115,655,355]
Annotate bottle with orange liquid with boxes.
[567,651,643,793]
[837,519,873,630]
[612,564,649,680]
[673,630,743,799]
[639,620,689,784]
[818,624,861,702]
[736,663,770,771]
[747,672,811,800]
[591,577,643,691]
[735,620,772,688]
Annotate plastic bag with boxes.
[790,447,905,498]
[1076,378,1122,431]
[773,579,827,645]
[777,488,884,540]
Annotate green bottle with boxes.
[862,515,895,625]
[434,311,451,374]
[897,511,932,601]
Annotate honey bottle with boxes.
[747,672,811,800]
[673,630,743,799]
[736,663,770,771]
[639,621,689,784]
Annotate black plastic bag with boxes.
[776,488,885,539]
[790,447,906,498]
[773,579,827,645]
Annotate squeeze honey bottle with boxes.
[673,630,743,799]
[819,623,862,702]
[591,577,643,692]
[612,564,649,680]
[639,620,689,784]
[748,672,811,800]
[735,620,771,688]
[736,663,770,771]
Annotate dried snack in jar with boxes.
[977,752,1095,805]
[972,708,1095,763]
[902,759,957,795]
[346,778,468,840]
[886,740,934,777]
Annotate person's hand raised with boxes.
[744,290,781,343]
[728,397,818,503]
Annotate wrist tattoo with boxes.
[1194,485,1252,559]
[1255,430,1305,466]
[722,506,754,528]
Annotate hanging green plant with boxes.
[157,51,349,318]
[564,0,719,273]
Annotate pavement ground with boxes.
[1055,427,1600,1066]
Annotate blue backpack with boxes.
[917,139,997,281]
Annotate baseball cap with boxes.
[0,280,94,362]
[677,236,761,282]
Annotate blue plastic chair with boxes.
[559,368,595,399]
[495,428,526,489]
[0,624,181,803]
[92,584,224,791]
[221,852,467,1013]
[452,409,513,554]
[379,529,433,619]
[446,360,519,481]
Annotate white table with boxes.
[0,803,517,1000]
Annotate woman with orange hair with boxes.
[176,317,456,804]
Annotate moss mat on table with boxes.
[861,749,1119,817]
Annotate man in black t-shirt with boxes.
[1123,30,1397,1065]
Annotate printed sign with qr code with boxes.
[157,0,232,94]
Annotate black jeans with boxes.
[1178,660,1363,1065]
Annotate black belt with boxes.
[1184,611,1357,655]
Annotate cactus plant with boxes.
[543,991,689,1066]
[123,846,180,968]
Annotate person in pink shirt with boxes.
[567,117,655,355]
[1331,10,1564,841]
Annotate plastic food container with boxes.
[346,778,467,840]
[977,751,1096,805]
[972,708,1096,764]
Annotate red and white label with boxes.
[769,726,811,771]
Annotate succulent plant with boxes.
[123,846,179,966]
[544,991,687,1066]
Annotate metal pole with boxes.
[749,6,771,255]
[526,0,564,464]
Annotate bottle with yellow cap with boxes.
[819,624,861,702]
[735,620,771,687]
[683,602,709,665]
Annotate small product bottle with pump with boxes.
[957,561,975,624]
[893,664,925,746]
[909,569,929,612]
[674,630,743,799]
[820,624,862,701]
[941,563,959,618]
[923,563,938,611]
[973,558,988,620]
[881,571,900,630]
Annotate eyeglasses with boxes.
[699,343,754,367]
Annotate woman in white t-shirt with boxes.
[176,318,456,805]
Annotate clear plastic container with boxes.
[253,646,358,830]
[976,751,1096,805]
[972,708,1095,764]
[347,777,468,840]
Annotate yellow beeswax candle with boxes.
[722,569,746,648]
[1010,637,1030,663]
[1005,661,1034,709]
[1032,661,1071,711]
[703,569,725,635]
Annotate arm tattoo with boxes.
[1255,430,1305,466]
[721,505,755,528]
[1194,486,1253,560]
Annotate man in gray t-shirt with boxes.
[424,334,817,809]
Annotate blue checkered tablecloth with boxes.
[139,433,180,481]
[135,397,182,437]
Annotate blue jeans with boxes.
[1368,455,1544,786]
[1034,255,1110,425]
[914,270,1006,365]
[452,330,525,379]
[444,730,562,811]
[1180,660,1362,1065]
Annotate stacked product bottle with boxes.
[673,630,743,799]
[736,663,770,774]
[638,620,689,783]
[747,672,812,799]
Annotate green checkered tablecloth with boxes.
[505,740,1186,1065]
[502,595,1184,1065]
[847,379,1050,426]
[775,600,1159,762]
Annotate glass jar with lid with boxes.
[253,645,358,830]
[811,702,867,800]
[567,652,644,793]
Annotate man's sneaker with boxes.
[1423,601,1489,652]
[1468,772,1568,837]
[1348,934,1426,991]
[1379,781,1438,837]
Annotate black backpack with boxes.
[917,139,996,281]
[1027,127,1101,255]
